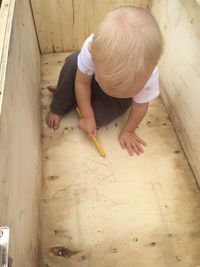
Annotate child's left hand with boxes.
[119,131,147,156]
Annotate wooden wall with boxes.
[151,0,200,183]
[31,0,149,54]
[0,1,11,76]
[0,0,42,266]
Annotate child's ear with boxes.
[88,42,92,53]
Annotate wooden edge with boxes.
[0,0,16,115]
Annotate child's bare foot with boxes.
[46,111,62,129]
[47,85,56,93]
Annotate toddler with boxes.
[46,6,163,156]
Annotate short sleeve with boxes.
[77,34,94,76]
[133,67,160,103]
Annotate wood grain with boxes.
[151,0,200,184]
[0,0,41,266]
[31,0,149,53]
[0,0,15,112]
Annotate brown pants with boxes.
[50,51,132,126]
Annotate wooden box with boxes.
[0,0,200,266]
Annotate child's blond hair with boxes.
[90,6,163,92]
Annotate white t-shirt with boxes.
[77,34,160,103]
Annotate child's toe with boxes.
[53,118,60,129]
[47,85,56,93]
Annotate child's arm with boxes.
[119,102,149,156]
[75,68,96,137]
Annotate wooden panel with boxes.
[41,52,200,267]
[151,0,200,184]
[0,0,42,266]
[0,0,15,111]
[0,0,10,72]
[31,0,149,54]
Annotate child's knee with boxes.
[95,113,111,127]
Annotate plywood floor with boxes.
[41,53,200,267]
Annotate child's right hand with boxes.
[78,118,96,138]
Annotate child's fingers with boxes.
[88,133,93,138]
[52,120,56,129]
[135,141,144,153]
[119,138,125,149]
[136,137,147,146]
[126,143,134,156]
[131,143,140,155]
[93,128,97,137]
[49,119,53,129]
[87,128,95,138]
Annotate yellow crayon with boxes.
[75,107,106,157]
